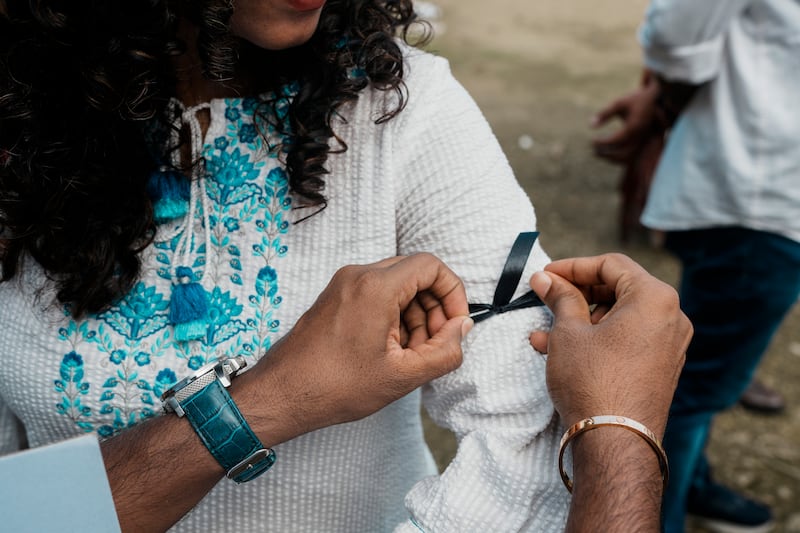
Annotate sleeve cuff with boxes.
[638,25,725,84]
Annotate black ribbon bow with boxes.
[468,232,546,324]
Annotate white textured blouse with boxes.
[0,46,569,532]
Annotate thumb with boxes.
[407,316,471,379]
[530,271,591,323]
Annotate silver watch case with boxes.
[161,356,248,417]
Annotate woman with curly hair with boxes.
[0,1,689,532]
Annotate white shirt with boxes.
[0,47,569,532]
[640,0,800,242]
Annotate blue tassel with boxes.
[169,267,209,341]
[147,169,191,223]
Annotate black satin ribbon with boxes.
[468,232,546,324]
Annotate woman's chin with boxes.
[236,16,322,51]
[287,0,326,13]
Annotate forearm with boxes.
[100,355,299,533]
[565,428,663,533]
[101,413,221,532]
[654,75,698,127]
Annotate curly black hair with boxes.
[0,0,426,317]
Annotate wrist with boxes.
[559,415,668,495]
[560,396,668,439]
[160,357,276,483]
[561,413,665,440]
[563,426,664,532]
[653,75,698,127]
[572,426,665,490]
[230,357,307,449]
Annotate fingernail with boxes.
[530,271,552,296]
[461,317,474,337]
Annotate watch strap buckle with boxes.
[227,448,276,484]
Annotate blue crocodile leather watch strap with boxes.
[181,378,276,483]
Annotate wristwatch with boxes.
[161,356,276,483]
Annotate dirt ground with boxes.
[417,1,800,531]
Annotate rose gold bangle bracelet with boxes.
[558,415,669,493]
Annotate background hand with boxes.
[591,71,663,164]
[529,254,691,436]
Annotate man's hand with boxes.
[529,254,691,532]
[529,253,691,436]
[245,253,472,439]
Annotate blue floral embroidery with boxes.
[134,351,151,366]
[223,217,240,232]
[53,90,294,436]
[205,287,247,347]
[206,148,263,205]
[224,105,241,122]
[153,369,178,397]
[188,356,206,371]
[246,166,291,354]
[91,325,174,436]
[98,283,170,340]
[53,305,177,435]
[239,123,258,144]
[242,97,259,113]
[214,136,229,151]
[109,349,126,365]
[212,148,257,188]
[54,351,93,432]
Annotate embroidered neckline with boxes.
[146,85,298,341]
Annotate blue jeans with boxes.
[662,227,800,533]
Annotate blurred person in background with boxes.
[593,1,800,532]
